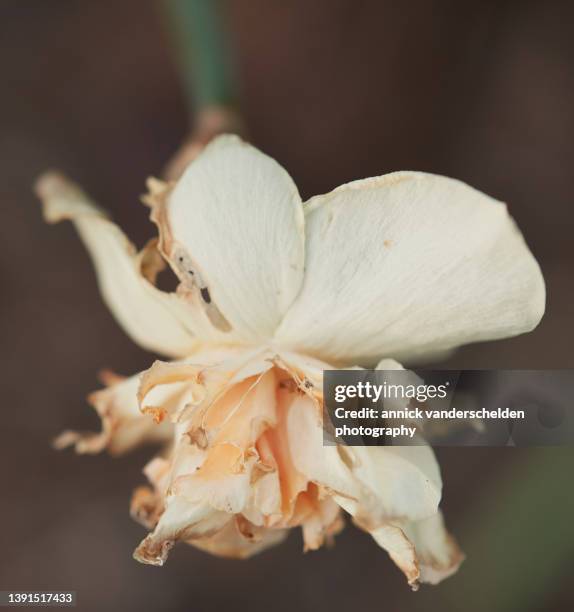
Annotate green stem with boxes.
[163,0,238,111]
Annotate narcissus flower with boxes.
[37,135,544,589]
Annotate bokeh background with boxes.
[1,1,573,611]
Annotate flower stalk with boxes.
[161,0,243,179]
[163,0,238,110]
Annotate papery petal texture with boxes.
[371,512,464,588]
[276,172,545,365]
[287,393,441,525]
[131,348,351,565]
[151,135,305,343]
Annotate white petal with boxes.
[36,172,199,357]
[162,135,305,342]
[276,172,545,366]
[376,358,404,370]
[346,445,442,528]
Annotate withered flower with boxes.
[37,135,544,588]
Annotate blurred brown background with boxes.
[1,1,573,611]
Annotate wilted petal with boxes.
[36,172,199,357]
[173,370,278,513]
[105,346,461,578]
[371,512,464,589]
[276,172,545,366]
[345,445,442,528]
[301,496,344,552]
[132,359,288,566]
[173,443,255,514]
[133,495,230,566]
[243,436,282,525]
[137,347,273,424]
[205,368,278,447]
[287,393,442,526]
[191,517,288,559]
[257,386,310,522]
[131,457,171,528]
[151,135,305,342]
[53,370,172,456]
[286,395,359,499]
